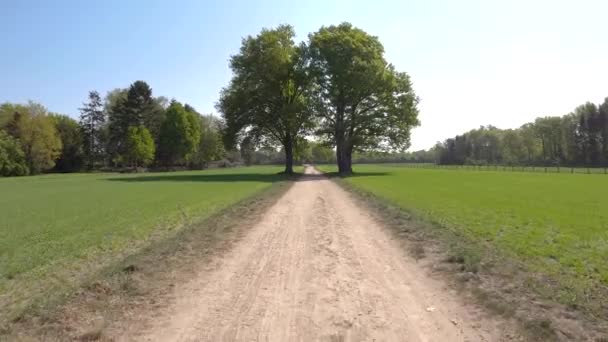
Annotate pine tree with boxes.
[79,91,106,168]
[106,81,166,165]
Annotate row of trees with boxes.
[433,98,608,167]
[2,23,420,176]
[0,81,226,176]
[219,23,419,174]
[82,81,225,170]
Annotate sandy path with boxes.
[116,166,509,341]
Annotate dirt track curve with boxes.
[115,166,509,341]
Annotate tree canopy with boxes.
[125,126,155,169]
[307,23,419,174]
[51,114,84,172]
[107,81,166,163]
[2,102,63,174]
[0,130,28,176]
[157,101,201,166]
[218,24,313,174]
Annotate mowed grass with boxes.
[319,164,608,305]
[0,166,290,321]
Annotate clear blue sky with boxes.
[2,0,607,150]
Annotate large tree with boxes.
[307,23,419,174]
[107,81,166,164]
[157,101,201,166]
[218,25,312,174]
[79,90,106,168]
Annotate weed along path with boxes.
[113,166,510,341]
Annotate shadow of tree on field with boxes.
[105,170,390,184]
[106,173,292,183]
[321,171,390,179]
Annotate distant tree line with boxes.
[432,99,608,167]
[0,81,226,176]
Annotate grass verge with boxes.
[324,170,608,341]
[1,170,297,340]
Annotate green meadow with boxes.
[0,166,289,321]
[319,164,608,304]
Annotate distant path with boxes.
[115,166,508,341]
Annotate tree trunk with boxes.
[284,138,294,174]
[334,108,352,175]
[346,147,353,173]
[336,141,352,175]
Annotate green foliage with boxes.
[192,114,225,167]
[0,166,287,322]
[240,136,256,165]
[157,101,201,165]
[320,164,608,305]
[310,142,335,164]
[0,131,29,176]
[51,114,84,172]
[218,24,313,174]
[3,102,62,174]
[307,22,419,173]
[107,81,166,163]
[125,126,155,168]
[0,103,24,130]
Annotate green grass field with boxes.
[0,166,290,320]
[318,164,608,305]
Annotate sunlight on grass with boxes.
[318,164,608,289]
[0,166,289,321]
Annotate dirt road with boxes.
[116,166,509,341]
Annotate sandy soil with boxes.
[112,166,511,341]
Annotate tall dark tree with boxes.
[599,98,608,166]
[218,25,312,174]
[79,91,106,168]
[307,23,419,174]
[107,81,165,164]
[574,103,601,166]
